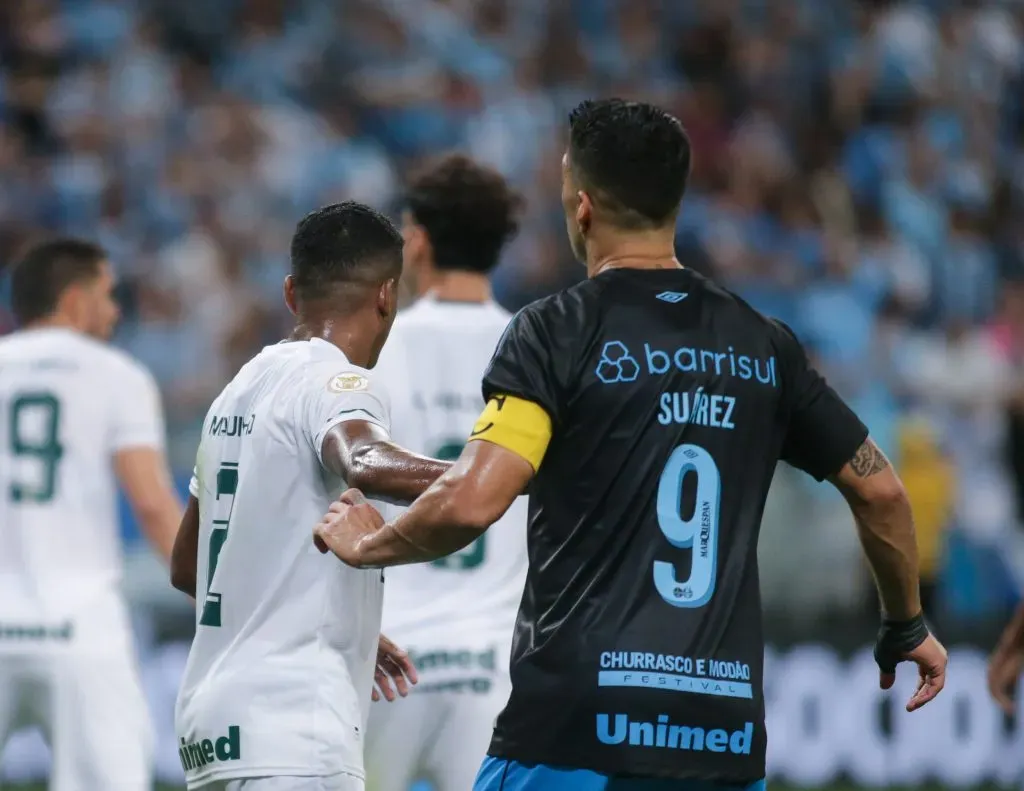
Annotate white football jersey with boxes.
[175,339,388,787]
[372,296,528,644]
[0,327,164,654]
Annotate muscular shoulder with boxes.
[483,284,604,423]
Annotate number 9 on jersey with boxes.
[654,443,721,608]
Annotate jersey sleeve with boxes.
[481,304,564,424]
[774,320,869,481]
[109,359,166,452]
[473,303,569,471]
[305,366,392,467]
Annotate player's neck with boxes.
[289,316,377,368]
[23,315,82,334]
[422,270,492,304]
[585,228,680,279]
[587,250,682,279]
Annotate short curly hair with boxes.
[289,201,403,302]
[405,154,523,274]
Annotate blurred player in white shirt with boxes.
[366,155,528,791]
[0,238,183,790]
[171,203,450,791]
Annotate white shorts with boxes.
[365,640,511,791]
[0,648,153,791]
[197,774,363,791]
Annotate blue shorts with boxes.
[473,756,767,791]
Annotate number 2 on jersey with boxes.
[199,462,239,627]
[654,444,721,608]
[7,393,63,503]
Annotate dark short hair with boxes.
[405,153,523,274]
[10,238,107,326]
[568,99,691,229]
[290,201,403,302]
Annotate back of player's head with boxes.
[10,238,108,326]
[567,99,691,230]
[289,201,403,304]
[405,153,523,274]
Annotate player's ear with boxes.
[283,275,298,316]
[56,280,89,328]
[576,190,593,234]
[377,277,399,321]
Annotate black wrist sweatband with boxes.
[874,612,930,674]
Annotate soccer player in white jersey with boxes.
[0,238,184,790]
[364,154,528,791]
[170,202,452,791]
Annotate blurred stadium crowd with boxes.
[0,0,1023,625]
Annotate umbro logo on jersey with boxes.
[655,291,688,304]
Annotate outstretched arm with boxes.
[320,420,450,505]
[314,392,547,567]
[318,440,533,567]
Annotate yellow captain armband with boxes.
[467,394,552,472]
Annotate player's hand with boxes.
[878,632,948,712]
[987,645,1023,716]
[313,488,384,566]
[372,633,419,702]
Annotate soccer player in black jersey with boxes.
[314,99,949,791]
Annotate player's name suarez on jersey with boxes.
[207,414,256,437]
[178,726,241,774]
[595,341,777,388]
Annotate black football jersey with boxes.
[481,267,868,782]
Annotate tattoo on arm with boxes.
[849,439,891,478]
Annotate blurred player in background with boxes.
[0,239,183,791]
[365,154,526,791]
[171,202,452,791]
[315,100,948,791]
[989,602,1024,714]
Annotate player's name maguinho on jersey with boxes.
[207,414,256,437]
[178,725,241,774]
